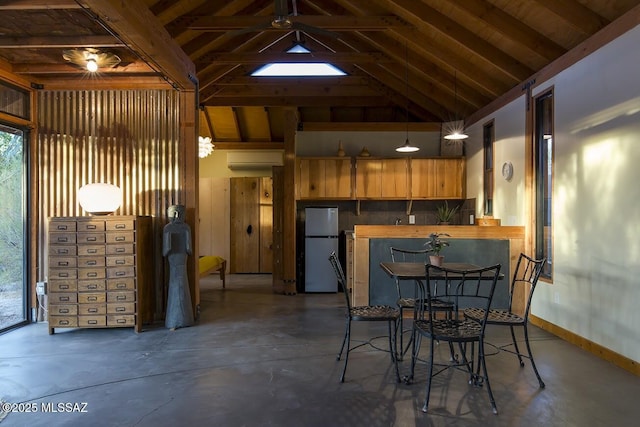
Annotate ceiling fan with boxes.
[233,0,338,39]
[62,48,121,72]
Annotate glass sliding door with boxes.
[0,124,28,332]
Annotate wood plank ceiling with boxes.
[1,0,638,145]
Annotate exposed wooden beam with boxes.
[214,75,368,85]
[300,122,441,131]
[448,0,566,62]
[81,0,196,89]
[210,142,284,150]
[12,62,155,74]
[371,0,534,82]
[195,51,389,65]
[209,84,379,98]
[202,95,394,107]
[534,0,609,35]
[0,0,80,10]
[182,15,408,31]
[0,36,124,49]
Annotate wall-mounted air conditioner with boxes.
[226,150,284,170]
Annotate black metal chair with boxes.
[328,252,400,383]
[464,253,547,388]
[408,263,502,415]
[389,247,453,359]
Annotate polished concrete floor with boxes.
[1,274,639,427]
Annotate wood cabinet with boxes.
[355,158,409,199]
[296,157,352,199]
[47,216,153,334]
[410,157,466,199]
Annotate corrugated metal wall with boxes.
[36,89,184,317]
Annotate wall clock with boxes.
[501,161,514,181]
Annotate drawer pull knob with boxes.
[88,285,97,290]
[59,273,68,278]
[60,309,69,314]
[60,297,69,302]
[89,308,98,313]
[88,320,97,325]
[115,236,125,241]
[88,297,97,302]
[59,249,69,254]
[60,285,69,290]
[115,224,126,229]
[116,248,125,253]
[87,225,96,229]
[116,260,125,265]
[116,307,125,312]
[87,237,97,242]
[56,225,68,230]
[58,237,68,242]
[116,271,125,276]
[59,261,68,266]
[88,249,97,254]
[117,319,126,324]
[60,320,69,325]
[116,283,126,288]
[117,295,126,301]
[88,273,97,278]
[87,261,96,266]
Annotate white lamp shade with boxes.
[199,136,214,158]
[78,183,122,215]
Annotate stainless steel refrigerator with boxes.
[304,207,339,292]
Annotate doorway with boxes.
[0,124,28,332]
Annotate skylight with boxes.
[287,44,311,54]
[251,63,347,77]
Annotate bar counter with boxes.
[352,225,526,311]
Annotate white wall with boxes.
[466,25,640,362]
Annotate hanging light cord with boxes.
[405,43,409,141]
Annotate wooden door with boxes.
[230,177,260,273]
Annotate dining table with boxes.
[379,261,504,384]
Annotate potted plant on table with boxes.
[436,201,459,225]
[425,232,450,266]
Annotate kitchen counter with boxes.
[352,225,526,311]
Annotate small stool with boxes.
[199,256,226,288]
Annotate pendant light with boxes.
[396,43,419,153]
[444,71,468,140]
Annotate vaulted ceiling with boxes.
[1,0,639,144]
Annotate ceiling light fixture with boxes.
[396,43,419,153]
[199,136,214,158]
[62,48,121,72]
[444,72,468,140]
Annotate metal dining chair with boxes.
[464,253,547,388]
[328,252,400,383]
[389,247,454,359]
[408,263,502,415]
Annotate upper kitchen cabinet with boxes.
[410,158,466,199]
[296,157,353,200]
[355,158,409,199]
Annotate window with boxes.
[534,91,554,279]
[483,120,495,216]
[0,124,28,332]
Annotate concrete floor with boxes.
[1,273,639,427]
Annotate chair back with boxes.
[328,251,352,312]
[510,253,546,317]
[390,246,429,263]
[420,263,502,331]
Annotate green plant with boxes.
[436,201,459,224]
[424,232,450,256]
